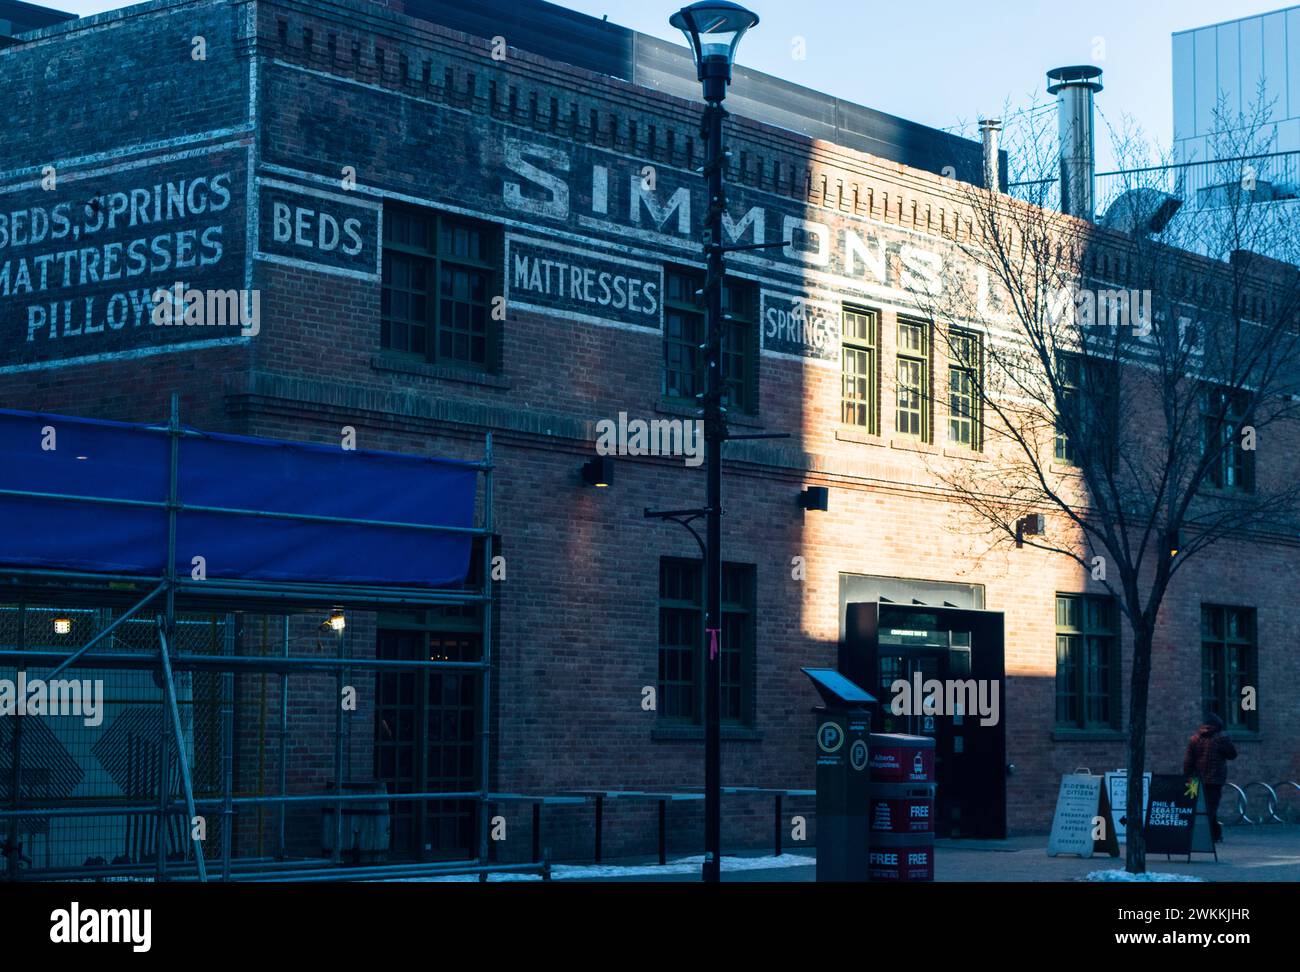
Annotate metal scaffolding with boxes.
[0,396,528,881]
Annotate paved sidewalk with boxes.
[931,827,1300,881]
[574,826,1300,882]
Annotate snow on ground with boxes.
[399,852,816,882]
[1083,869,1205,882]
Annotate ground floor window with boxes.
[1055,593,1120,729]
[658,558,755,726]
[1201,604,1257,731]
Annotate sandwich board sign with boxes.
[1143,775,1216,860]
[1047,774,1120,858]
[1104,770,1151,843]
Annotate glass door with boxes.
[374,630,479,861]
[874,613,975,837]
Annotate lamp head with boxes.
[669,1,759,97]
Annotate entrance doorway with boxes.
[842,600,1006,838]
[374,629,480,861]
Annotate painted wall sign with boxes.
[761,290,841,361]
[495,137,955,302]
[262,62,1007,355]
[0,149,246,370]
[505,235,662,330]
[257,180,379,280]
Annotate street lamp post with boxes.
[668,0,760,884]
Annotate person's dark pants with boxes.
[1204,784,1224,841]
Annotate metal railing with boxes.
[1095,150,1300,217]
[1010,150,1300,221]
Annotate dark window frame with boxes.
[1054,352,1082,464]
[1055,593,1121,730]
[381,205,501,372]
[1200,384,1256,493]
[841,305,880,433]
[1201,604,1258,732]
[1053,351,1118,467]
[662,267,759,415]
[947,328,983,449]
[895,317,932,441]
[657,557,756,727]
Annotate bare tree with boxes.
[913,94,1300,872]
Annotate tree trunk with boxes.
[1125,621,1154,873]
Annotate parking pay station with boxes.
[802,668,876,882]
[803,667,938,882]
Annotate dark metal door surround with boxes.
[842,601,1007,838]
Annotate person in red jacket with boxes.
[1183,712,1238,842]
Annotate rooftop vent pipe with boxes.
[979,118,1003,192]
[1046,65,1103,221]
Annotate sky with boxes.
[35,0,1296,169]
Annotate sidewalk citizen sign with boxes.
[802,668,876,882]
[1143,774,1216,861]
[1103,770,1151,843]
[1047,773,1119,858]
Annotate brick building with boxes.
[1,0,1296,868]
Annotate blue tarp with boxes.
[0,408,477,588]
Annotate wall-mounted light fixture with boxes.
[581,456,614,488]
[1015,513,1045,548]
[324,609,346,632]
[53,617,72,635]
[798,486,829,511]
[1166,528,1181,558]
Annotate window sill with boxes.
[942,446,988,461]
[1198,485,1256,499]
[651,725,763,742]
[836,427,886,446]
[1051,728,1125,742]
[890,436,938,455]
[371,354,510,389]
[655,400,763,429]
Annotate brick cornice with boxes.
[258,0,982,221]
[223,370,962,504]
